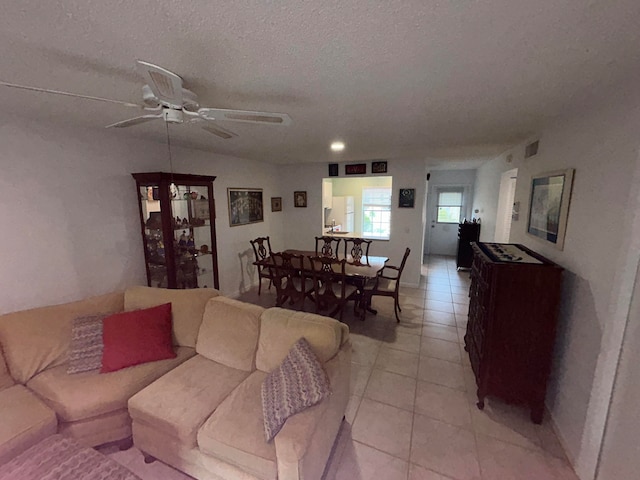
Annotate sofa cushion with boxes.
[67,314,105,375]
[129,355,250,446]
[101,303,176,373]
[0,385,57,465]
[27,346,195,423]
[261,338,331,441]
[256,308,349,373]
[196,297,264,372]
[124,286,220,348]
[0,292,124,384]
[197,371,277,480]
[0,348,14,391]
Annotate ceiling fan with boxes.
[0,60,292,139]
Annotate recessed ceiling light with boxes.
[330,141,345,152]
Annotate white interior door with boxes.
[429,186,467,256]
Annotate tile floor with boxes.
[103,255,578,480]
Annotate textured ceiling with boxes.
[1,1,639,165]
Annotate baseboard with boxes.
[545,406,580,477]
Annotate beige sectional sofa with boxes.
[129,297,351,480]
[0,287,351,480]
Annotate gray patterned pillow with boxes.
[261,337,331,441]
[67,314,106,374]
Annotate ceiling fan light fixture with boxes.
[331,141,345,152]
[163,108,184,124]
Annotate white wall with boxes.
[167,149,285,297]
[279,159,427,287]
[472,154,519,242]
[0,118,286,314]
[0,119,159,314]
[472,81,640,479]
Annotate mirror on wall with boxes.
[321,176,393,239]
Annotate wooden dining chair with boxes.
[250,236,273,295]
[308,256,358,321]
[268,252,313,309]
[344,238,372,266]
[315,236,342,259]
[362,247,411,322]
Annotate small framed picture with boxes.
[294,191,307,208]
[399,188,415,208]
[328,163,339,177]
[345,163,367,175]
[271,197,282,212]
[372,161,387,173]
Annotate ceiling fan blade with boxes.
[136,60,183,108]
[105,114,162,129]
[0,81,140,108]
[198,108,291,126]
[202,124,238,140]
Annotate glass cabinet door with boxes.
[139,184,168,287]
[133,172,219,290]
[171,185,215,289]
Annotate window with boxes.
[437,188,463,223]
[362,187,392,239]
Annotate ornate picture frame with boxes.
[271,197,282,212]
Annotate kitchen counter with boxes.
[321,230,362,238]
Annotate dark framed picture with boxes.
[372,161,387,173]
[399,188,415,208]
[227,188,264,227]
[527,168,574,250]
[294,191,307,208]
[328,163,339,177]
[345,163,367,175]
[271,197,282,212]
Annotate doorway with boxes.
[426,185,472,256]
[494,168,518,243]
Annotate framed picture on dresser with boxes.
[527,168,574,250]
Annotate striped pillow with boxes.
[67,314,106,374]
[261,337,331,441]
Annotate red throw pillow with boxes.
[100,303,176,373]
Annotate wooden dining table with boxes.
[254,249,388,319]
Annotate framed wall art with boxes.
[371,161,388,173]
[328,163,339,177]
[399,188,415,208]
[271,197,282,212]
[345,163,366,175]
[527,168,574,250]
[294,191,307,207]
[227,188,264,227]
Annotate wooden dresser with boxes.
[464,242,563,423]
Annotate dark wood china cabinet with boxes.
[132,172,219,290]
[464,242,563,423]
